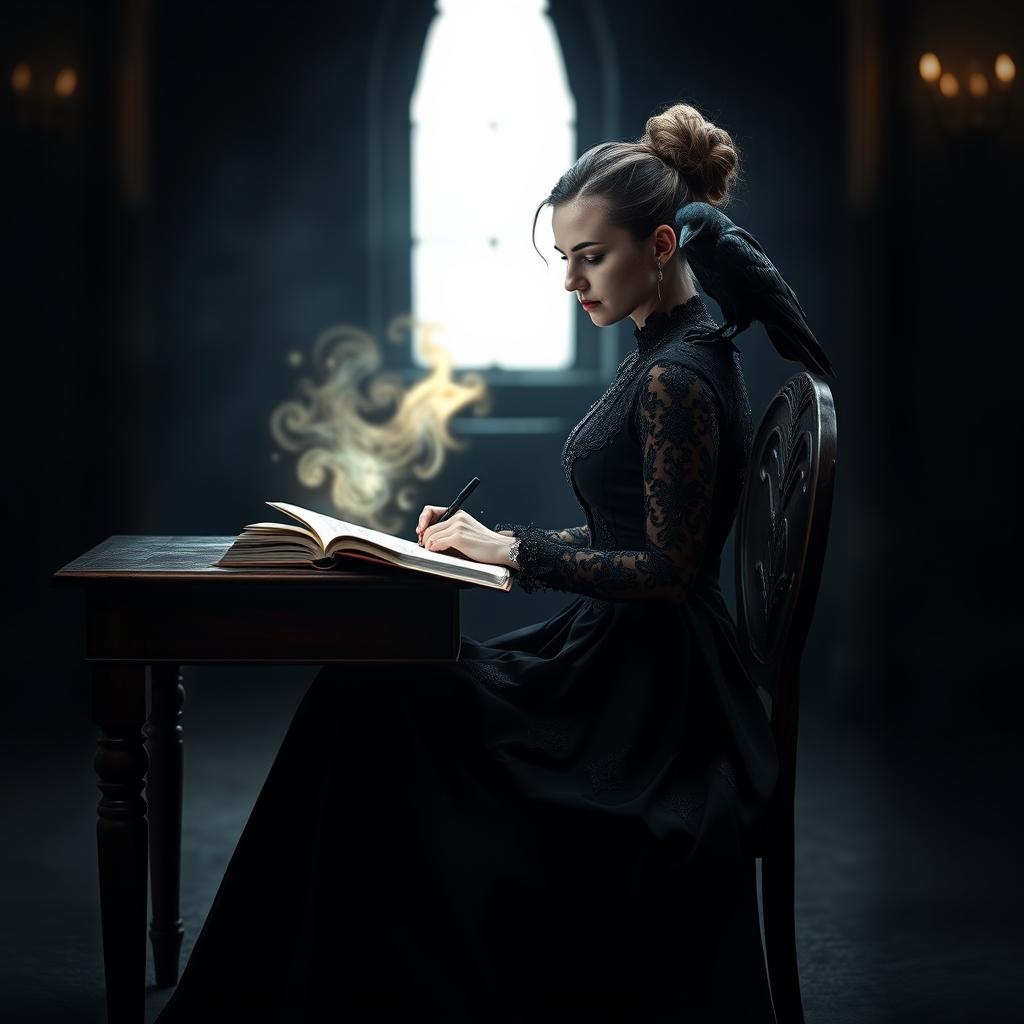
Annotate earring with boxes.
[655,257,663,303]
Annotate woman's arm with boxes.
[494,525,591,546]
[497,362,720,602]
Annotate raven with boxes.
[674,201,837,380]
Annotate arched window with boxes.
[368,0,621,392]
[410,0,575,370]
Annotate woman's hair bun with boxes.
[640,103,739,205]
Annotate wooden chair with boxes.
[734,371,838,1024]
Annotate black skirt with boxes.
[155,584,778,1022]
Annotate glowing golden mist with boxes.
[270,316,491,534]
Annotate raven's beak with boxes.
[673,206,702,253]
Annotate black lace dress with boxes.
[155,292,779,1023]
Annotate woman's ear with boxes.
[655,223,678,261]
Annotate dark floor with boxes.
[0,659,1020,1022]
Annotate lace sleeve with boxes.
[493,523,591,546]
[500,363,720,602]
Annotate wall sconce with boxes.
[54,67,77,99]
[9,61,79,132]
[918,50,1016,144]
[11,63,32,94]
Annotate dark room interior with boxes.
[2,0,1022,1021]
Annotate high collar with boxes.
[632,292,720,353]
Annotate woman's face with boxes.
[551,198,676,330]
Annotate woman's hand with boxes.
[416,507,512,566]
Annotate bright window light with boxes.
[410,0,577,370]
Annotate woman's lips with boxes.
[581,300,601,310]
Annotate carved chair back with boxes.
[734,371,838,1024]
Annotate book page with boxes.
[265,500,504,578]
[334,536,507,584]
[267,501,382,552]
[242,522,321,548]
[268,501,435,559]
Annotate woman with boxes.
[156,102,809,1023]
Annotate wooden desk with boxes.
[53,535,465,1024]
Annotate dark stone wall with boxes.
[4,0,1021,737]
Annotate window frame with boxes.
[366,0,626,395]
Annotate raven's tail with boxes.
[764,317,839,381]
[704,319,838,381]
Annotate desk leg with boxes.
[93,662,149,1024]
[146,665,185,987]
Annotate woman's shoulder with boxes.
[633,336,739,399]
[626,340,752,453]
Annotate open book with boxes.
[214,501,511,592]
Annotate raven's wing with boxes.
[715,229,837,379]
[720,226,807,318]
